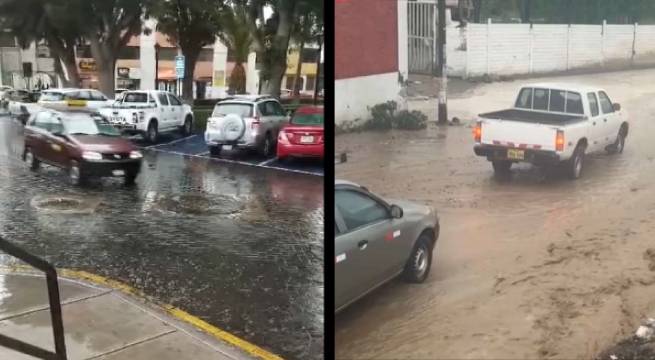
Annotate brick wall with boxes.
[335,0,398,79]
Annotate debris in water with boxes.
[635,325,653,339]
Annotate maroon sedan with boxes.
[23,110,142,185]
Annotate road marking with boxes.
[143,135,197,149]
[257,158,278,166]
[146,147,323,176]
[0,265,284,360]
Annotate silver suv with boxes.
[204,95,289,156]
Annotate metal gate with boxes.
[408,0,437,75]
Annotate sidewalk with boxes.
[0,271,264,360]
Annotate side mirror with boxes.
[390,204,404,219]
[613,103,621,111]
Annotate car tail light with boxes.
[473,122,482,142]
[250,117,260,130]
[556,130,565,151]
[278,130,290,144]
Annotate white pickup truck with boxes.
[98,90,194,143]
[473,83,629,179]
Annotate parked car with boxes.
[277,105,324,160]
[205,95,289,157]
[38,88,113,112]
[98,90,194,143]
[335,180,440,313]
[7,90,42,124]
[23,109,142,185]
[473,83,629,179]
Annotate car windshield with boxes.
[292,112,324,126]
[212,103,252,117]
[122,93,150,103]
[40,92,65,101]
[62,114,121,136]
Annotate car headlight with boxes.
[82,151,102,160]
[129,150,143,159]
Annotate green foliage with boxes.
[366,101,397,130]
[363,101,427,131]
[394,110,428,130]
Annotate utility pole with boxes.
[313,35,323,105]
[437,0,448,124]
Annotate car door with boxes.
[46,115,69,167]
[167,93,183,126]
[585,92,605,151]
[598,91,620,144]
[156,92,172,128]
[334,186,395,310]
[25,112,50,159]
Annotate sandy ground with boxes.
[335,68,655,359]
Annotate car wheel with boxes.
[23,147,39,171]
[182,117,193,136]
[403,232,433,283]
[568,144,585,180]
[492,160,512,175]
[608,130,626,155]
[69,160,86,186]
[147,121,158,143]
[209,145,222,156]
[124,173,138,186]
[259,133,272,157]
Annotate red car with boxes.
[276,106,324,160]
[23,110,142,185]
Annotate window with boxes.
[118,46,140,60]
[270,101,286,116]
[549,90,565,112]
[565,92,583,114]
[292,113,323,126]
[75,91,92,101]
[515,88,532,109]
[335,189,389,231]
[167,94,182,106]
[123,92,150,103]
[198,48,213,62]
[90,91,107,101]
[39,92,64,101]
[533,88,548,110]
[587,93,599,116]
[599,91,614,114]
[213,103,253,117]
[258,102,272,116]
[157,93,169,106]
[34,112,62,133]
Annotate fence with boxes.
[443,20,655,78]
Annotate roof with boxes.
[522,82,604,93]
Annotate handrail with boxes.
[0,236,67,360]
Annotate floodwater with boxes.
[336,68,655,359]
[0,117,324,360]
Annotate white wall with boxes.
[336,72,401,124]
[444,21,655,78]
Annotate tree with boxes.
[238,0,321,97]
[0,0,82,87]
[290,9,321,100]
[154,0,223,102]
[77,0,148,98]
[217,5,253,94]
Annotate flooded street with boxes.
[336,68,655,359]
[0,117,324,360]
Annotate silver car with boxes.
[204,95,289,157]
[335,180,440,313]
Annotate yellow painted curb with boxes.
[0,266,284,360]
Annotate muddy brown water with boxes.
[336,69,655,359]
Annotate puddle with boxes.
[30,196,100,214]
[152,193,245,216]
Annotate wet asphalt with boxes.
[0,115,324,360]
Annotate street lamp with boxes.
[154,43,160,90]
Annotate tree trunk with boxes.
[292,39,305,100]
[229,62,246,94]
[181,47,200,103]
[46,37,80,87]
[53,57,69,87]
[260,3,295,98]
[89,39,116,98]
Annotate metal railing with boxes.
[0,236,67,360]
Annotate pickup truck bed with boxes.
[479,109,584,125]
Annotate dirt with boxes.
[335,68,655,359]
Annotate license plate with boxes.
[66,99,87,107]
[223,145,232,150]
[507,149,525,160]
[300,136,314,143]
[112,170,125,176]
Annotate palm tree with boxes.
[218,5,253,95]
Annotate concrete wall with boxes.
[446,21,655,78]
[335,72,401,124]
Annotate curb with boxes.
[0,265,284,360]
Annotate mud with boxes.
[336,68,655,359]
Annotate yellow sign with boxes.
[66,99,87,107]
[213,70,225,87]
[79,59,97,72]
